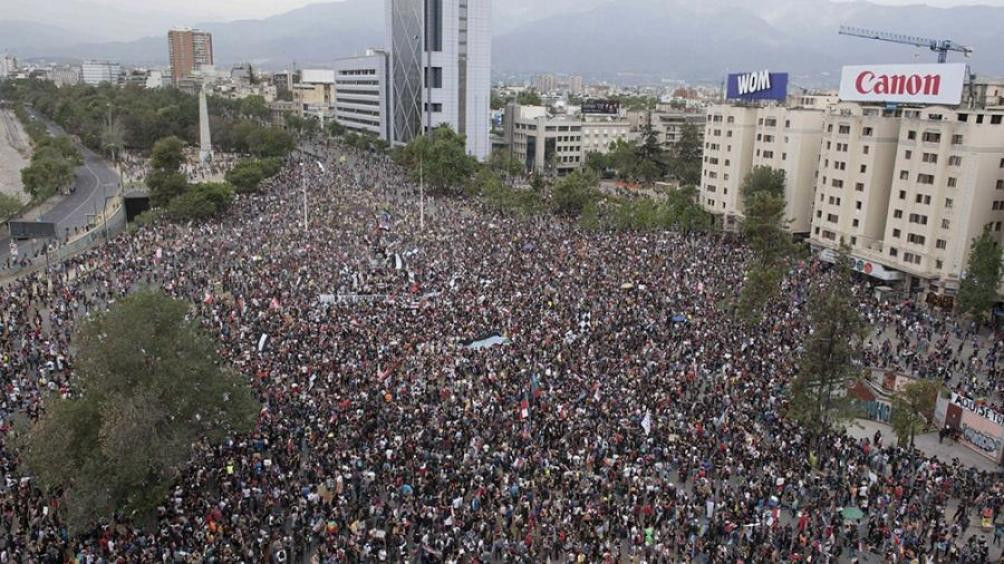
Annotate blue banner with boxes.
[726,71,788,102]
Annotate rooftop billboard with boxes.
[726,70,788,102]
[838,63,966,105]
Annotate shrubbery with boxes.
[167,183,235,221]
[225,157,283,194]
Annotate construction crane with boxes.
[838,26,973,63]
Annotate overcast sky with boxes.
[84,0,1004,21]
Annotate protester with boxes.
[0,141,1000,563]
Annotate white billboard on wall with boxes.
[300,69,335,84]
[838,63,967,105]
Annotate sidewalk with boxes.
[846,418,1001,472]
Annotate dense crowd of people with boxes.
[0,139,1002,563]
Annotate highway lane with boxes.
[1,110,119,263]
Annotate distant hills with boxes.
[5,0,1004,85]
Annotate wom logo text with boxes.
[737,71,772,96]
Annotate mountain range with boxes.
[4,0,1004,85]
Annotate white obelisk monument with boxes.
[198,83,213,165]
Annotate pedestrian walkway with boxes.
[846,418,1001,472]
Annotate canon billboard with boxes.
[838,63,966,105]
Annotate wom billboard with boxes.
[726,70,788,102]
[838,63,966,105]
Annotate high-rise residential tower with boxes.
[168,28,214,84]
[386,0,491,160]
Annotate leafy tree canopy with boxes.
[17,291,258,533]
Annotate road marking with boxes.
[57,158,103,228]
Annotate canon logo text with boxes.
[854,71,942,97]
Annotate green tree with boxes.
[788,248,865,440]
[100,115,126,163]
[21,153,75,200]
[741,166,786,211]
[245,127,295,158]
[634,122,668,184]
[395,125,477,195]
[668,122,703,186]
[957,227,1003,322]
[167,182,235,221]
[490,91,506,110]
[607,139,639,180]
[664,186,714,233]
[890,379,942,447]
[327,119,347,137]
[225,158,280,194]
[552,169,601,217]
[0,194,22,222]
[738,166,792,320]
[584,151,613,178]
[238,95,270,121]
[17,291,258,533]
[488,149,525,185]
[150,136,186,172]
[146,169,189,208]
[516,90,543,106]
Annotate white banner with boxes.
[838,63,966,105]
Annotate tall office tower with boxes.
[386,0,491,160]
[168,28,214,84]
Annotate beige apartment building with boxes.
[701,100,831,233]
[812,100,1004,292]
[700,106,758,229]
[811,103,902,268]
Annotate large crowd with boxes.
[0,139,1002,563]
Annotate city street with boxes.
[0,109,119,263]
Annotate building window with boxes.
[855,201,862,210]
[889,247,898,257]
[860,165,867,173]
[907,130,916,140]
[922,153,938,164]
[947,177,957,188]
[852,219,859,228]
[951,134,963,145]
[855,183,864,192]
[892,228,901,238]
[922,132,941,143]
[904,150,912,160]
[900,171,909,180]
[907,233,926,245]
[899,190,906,200]
[936,239,947,250]
[942,219,951,229]
[945,198,953,209]
[917,174,935,185]
[893,209,903,219]
[948,156,962,166]
[424,67,443,88]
